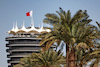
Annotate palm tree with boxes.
[39,8,99,67]
[30,50,65,67]
[13,57,34,67]
[74,22,100,67]
[90,59,100,67]
[80,47,100,67]
[14,50,66,67]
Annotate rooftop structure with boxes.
[7,21,51,35]
[6,22,55,67]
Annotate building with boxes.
[6,22,55,67]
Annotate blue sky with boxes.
[0,0,100,67]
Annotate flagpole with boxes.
[26,10,34,27]
[31,10,34,27]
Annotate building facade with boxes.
[6,23,55,67]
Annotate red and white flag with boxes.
[26,10,33,17]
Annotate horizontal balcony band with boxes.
[7,53,32,57]
[6,44,56,47]
[8,59,20,62]
[8,41,40,44]
[7,54,10,57]
[8,60,20,63]
[7,49,39,52]
[6,47,41,50]
[6,44,40,47]
[6,37,42,41]
[8,54,29,58]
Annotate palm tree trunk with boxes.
[68,47,76,67]
[66,44,69,67]
[79,61,83,67]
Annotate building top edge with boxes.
[7,24,51,35]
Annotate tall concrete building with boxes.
[6,22,55,67]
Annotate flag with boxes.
[26,10,33,17]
